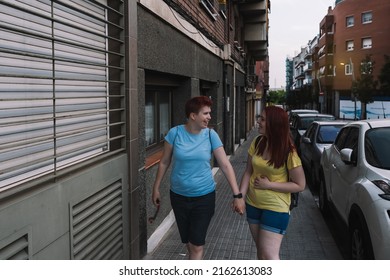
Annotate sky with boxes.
[268,0,335,89]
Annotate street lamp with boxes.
[340,58,357,120]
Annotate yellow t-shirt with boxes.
[246,137,302,213]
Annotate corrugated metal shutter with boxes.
[70,180,124,260]
[0,0,125,190]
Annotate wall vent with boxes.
[0,233,29,260]
[70,180,124,260]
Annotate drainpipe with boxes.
[232,62,236,152]
[223,63,228,148]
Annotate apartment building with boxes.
[286,35,318,110]
[0,0,270,259]
[317,0,390,118]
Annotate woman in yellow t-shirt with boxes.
[239,106,306,260]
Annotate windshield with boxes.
[365,127,390,169]
[300,116,336,130]
[317,125,344,144]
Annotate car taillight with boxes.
[372,180,390,200]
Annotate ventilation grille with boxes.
[0,234,29,260]
[71,180,124,260]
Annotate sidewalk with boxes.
[144,129,343,260]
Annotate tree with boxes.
[267,89,286,105]
[351,55,378,119]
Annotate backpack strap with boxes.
[172,126,179,146]
[209,128,213,154]
[254,135,262,149]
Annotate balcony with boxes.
[303,63,312,72]
[236,0,269,61]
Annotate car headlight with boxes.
[372,180,390,200]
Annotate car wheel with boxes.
[318,174,329,216]
[349,214,374,260]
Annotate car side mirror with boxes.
[340,148,355,165]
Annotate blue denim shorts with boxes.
[170,190,215,246]
[246,203,290,235]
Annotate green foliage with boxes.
[284,85,313,108]
[352,54,377,104]
[379,54,390,93]
[267,89,286,105]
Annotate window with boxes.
[326,44,334,55]
[362,12,372,24]
[365,128,390,169]
[346,16,354,27]
[319,66,326,75]
[345,63,353,75]
[318,45,326,57]
[219,0,227,14]
[361,61,373,75]
[0,1,124,190]
[346,40,354,51]
[145,90,171,149]
[334,127,359,151]
[362,37,372,49]
[317,125,344,144]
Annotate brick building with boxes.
[317,0,390,117]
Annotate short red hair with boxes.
[185,96,213,118]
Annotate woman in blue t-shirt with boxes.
[152,96,245,260]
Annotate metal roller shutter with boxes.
[0,0,125,190]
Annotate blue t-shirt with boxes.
[165,125,223,197]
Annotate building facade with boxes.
[287,0,390,118]
[140,0,270,256]
[318,0,390,117]
[0,0,270,259]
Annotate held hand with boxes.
[232,199,245,215]
[254,175,270,190]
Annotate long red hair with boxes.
[256,106,296,168]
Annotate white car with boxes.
[319,119,390,259]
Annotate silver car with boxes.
[289,113,336,151]
[320,119,390,259]
[300,120,348,188]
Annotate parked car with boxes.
[319,119,390,259]
[300,120,349,188]
[289,113,336,151]
[288,109,319,123]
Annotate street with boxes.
[307,178,349,259]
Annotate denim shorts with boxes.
[246,203,290,235]
[170,190,215,246]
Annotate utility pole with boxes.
[349,57,357,120]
